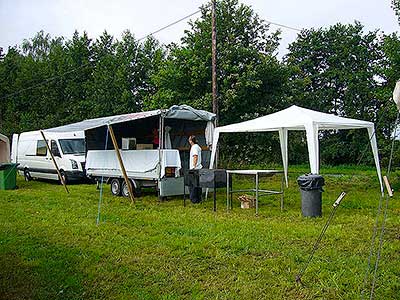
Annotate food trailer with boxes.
[46,105,216,199]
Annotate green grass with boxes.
[0,166,399,299]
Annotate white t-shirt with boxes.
[190,144,203,169]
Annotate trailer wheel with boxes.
[121,180,132,198]
[121,180,141,197]
[110,178,122,196]
[24,169,32,182]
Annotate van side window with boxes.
[36,140,47,156]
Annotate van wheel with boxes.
[121,180,134,198]
[59,170,68,185]
[110,178,122,196]
[24,169,32,182]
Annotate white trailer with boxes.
[86,149,183,197]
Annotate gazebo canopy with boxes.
[210,105,383,191]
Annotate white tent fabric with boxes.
[0,133,10,163]
[210,105,383,192]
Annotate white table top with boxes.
[226,169,283,175]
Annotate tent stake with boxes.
[40,130,69,194]
[295,192,346,287]
[108,125,135,204]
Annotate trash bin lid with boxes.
[0,163,18,170]
[297,174,325,190]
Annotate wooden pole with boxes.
[211,0,218,125]
[39,130,69,194]
[108,125,135,204]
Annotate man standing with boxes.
[188,135,202,203]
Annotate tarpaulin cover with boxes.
[165,105,215,121]
[86,149,181,179]
[46,105,215,133]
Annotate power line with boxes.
[0,7,303,101]
[0,9,202,101]
[137,10,201,42]
[265,19,302,32]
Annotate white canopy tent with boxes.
[210,105,383,192]
[0,133,10,163]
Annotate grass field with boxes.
[0,166,399,299]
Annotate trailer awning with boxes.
[46,110,161,133]
[45,105,215,133]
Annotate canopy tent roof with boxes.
[214,105,375,133]
[46,105,215,133]
[0,133,10,163]
[210,105,383,192]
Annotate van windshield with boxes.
[59,139,85,155]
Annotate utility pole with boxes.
[211,0,218,125]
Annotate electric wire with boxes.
[0,9,202,102]
[264,19,302,32]
[0,5,305,102]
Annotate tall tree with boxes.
[392,0,400,24]
[285,22,392,165]
[148,0,288,125]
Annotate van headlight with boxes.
[70,159,78,169]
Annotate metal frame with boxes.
[226,170,284,215]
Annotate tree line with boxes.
[1,0,400,166]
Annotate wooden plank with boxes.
[40,130,69,194]
[383,176,394,197]
[108,125,135,204]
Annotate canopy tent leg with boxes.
[305,123,319,174]
[209,131,220,169]
[278,128,289,187]
[367,126,384,194]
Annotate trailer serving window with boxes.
[59,139,85,155]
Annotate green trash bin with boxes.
[0,163,18,190]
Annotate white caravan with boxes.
[11,130,86,182]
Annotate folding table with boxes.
[226,169,284,215]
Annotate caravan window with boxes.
[59,139,85,155]
[36,140,47,156]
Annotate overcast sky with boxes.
[0,0,398,57]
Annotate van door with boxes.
[31,139,56,180]
[50,140,63,178]
[11,134,18,163]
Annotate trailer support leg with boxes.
[108,125,135,204]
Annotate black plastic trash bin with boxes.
[297,174,325,217]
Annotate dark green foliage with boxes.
[1,0,400,168]
[148,0,288,125]
[148,0,289,165]
[285,22,398,166]
[0,30,164,136]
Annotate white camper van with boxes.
[11,130,86,183]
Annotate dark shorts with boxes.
[189,186,202,204]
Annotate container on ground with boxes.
[297,174,325,217]
[0,163,18,190]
